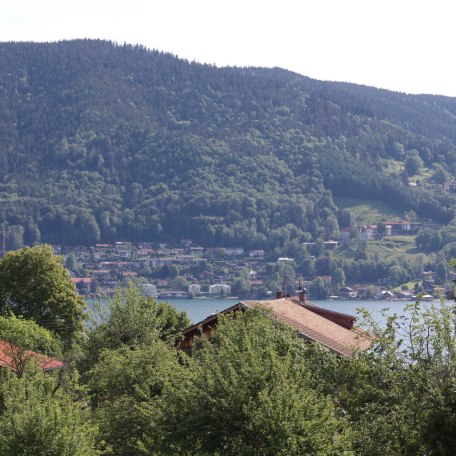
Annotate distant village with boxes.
[15,216,442,302]
[62,240,270,299]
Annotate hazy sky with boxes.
[1,0,455,96]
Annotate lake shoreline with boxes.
[87,296,447,328]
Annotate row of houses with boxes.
[92,242,264,261]
[60,241,270,297]
[341,220,441,241]
[139,282,232,299]
[339,279,444,300]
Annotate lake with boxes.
[86,296,446,328]
[144,297,444,328]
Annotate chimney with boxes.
[298,287,307,304]
[276,290,283,299]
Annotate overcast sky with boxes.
[1,0,455,96]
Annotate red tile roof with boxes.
[243,299,373,357]
[71,277,92,284]
[181,298,374,357]
[0,341,64,372]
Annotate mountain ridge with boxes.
[0,39,455,249]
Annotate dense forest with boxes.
[1,39,456,249]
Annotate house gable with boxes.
[180,298,373,357]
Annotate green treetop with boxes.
[0,245,86,349]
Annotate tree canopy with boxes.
[0,371,99,456]
[156,309,352,455]
[80,286,189,374]
[0,245,86,348]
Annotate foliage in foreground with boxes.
[154,309,352,456]
[1,243,456,455]
[88,342,180,455]
[80,286,189,375]
[0,371,99,456]
[332,300,456,455]
[0,245,86,348]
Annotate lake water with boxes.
[148,297,444,328]
[86,296,446,328]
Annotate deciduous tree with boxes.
[0,245,85,348]
[81,286,189,373]
[0,371,99,456]
[157,309,352,455]
[88,343,180,455]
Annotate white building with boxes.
[142,283,157,298]
[188,284,201,295]
[277,257,294,263]
[249,249,264,259]
[209,283,231,295]
[225,247,244,256]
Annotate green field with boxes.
[333,235,432,263]
[380,158,404,175]
[379,159,432,183]
[334,196,403,225]
[392,280,422,292]
[366,237,427,262]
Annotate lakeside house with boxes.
[188,284,201,295]
[340,286,357,299]
[158,291,187,299]
[180,293,374,358]
[142,283,157,298]
[209,283,231,295]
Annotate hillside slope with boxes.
[1,39,455,247]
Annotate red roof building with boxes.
[70,277,92,284]
[180,297,374,358]
[0,341,64,375]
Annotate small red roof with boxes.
[0,341,64,372]
[71,277,92,284]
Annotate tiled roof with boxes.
[0,341,64,371]
[242,299,374,357]
[181,298,374,358]
[71,277,92,283]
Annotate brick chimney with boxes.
[276,290,283,299]
[298,287,307,304]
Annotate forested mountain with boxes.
[1,39,456,248]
